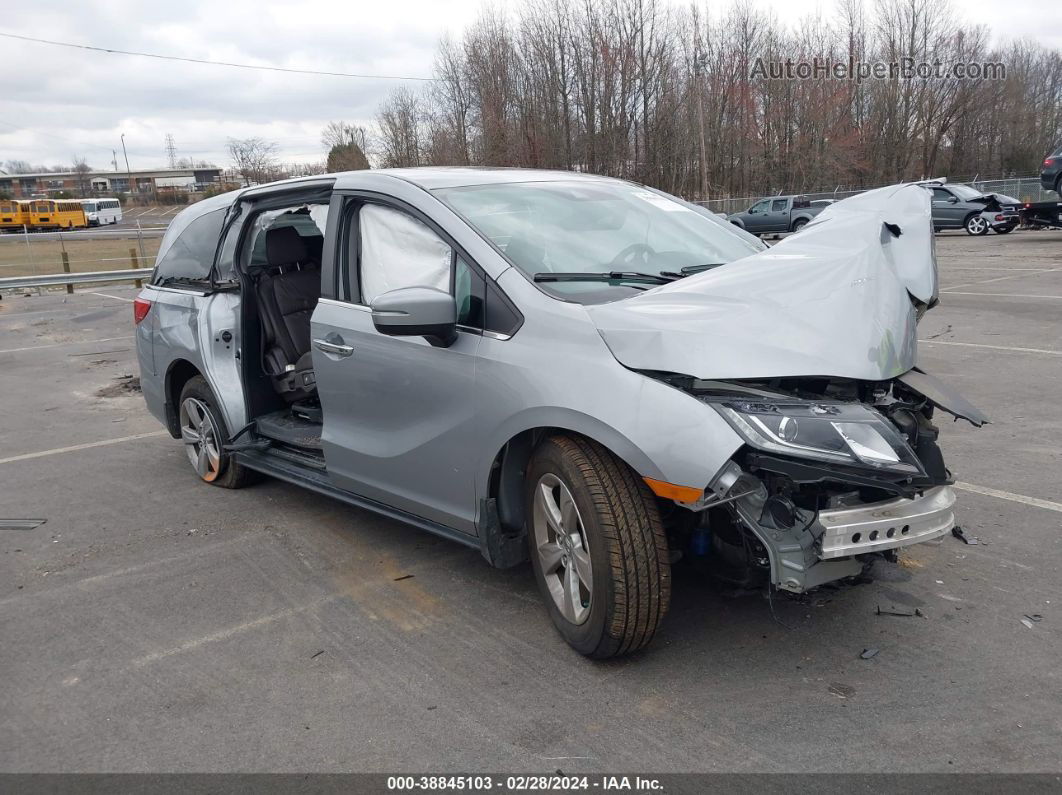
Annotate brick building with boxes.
[0,167,223,199]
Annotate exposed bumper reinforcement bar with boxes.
[816,485,956,560]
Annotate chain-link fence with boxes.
[694,172,1055,216]
[0,222,165,288]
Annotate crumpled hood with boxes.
[587,183,937,382]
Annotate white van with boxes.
[80,198,123,226]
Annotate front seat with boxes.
[255,225,320,402]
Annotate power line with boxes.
[0,31,436,82]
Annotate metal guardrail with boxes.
[0,268,153,291]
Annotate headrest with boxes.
[266,225,309,267]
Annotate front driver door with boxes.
[931,187,961,228]
[310,197,483,535]
[744,199,771,232]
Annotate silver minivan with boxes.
[135,168,984,658]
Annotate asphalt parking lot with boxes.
[1,230,1059,773]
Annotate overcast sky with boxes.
[1,0,1057,172]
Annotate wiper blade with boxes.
[658,263,727,279]
[533,270,676,285]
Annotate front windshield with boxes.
[436,180,761,299]
[951,184,984,200]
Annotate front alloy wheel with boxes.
[180,397,222,482]
[533,473,593,625]
[526,435,671,658]
[965,215,989,235]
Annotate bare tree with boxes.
[321,120,370,152]
[320,122,371,171]
[2,159,35,174]
[376,88,424,167]
[72,156,92,196]
[227,137,279,186]
[366,0,1061,200]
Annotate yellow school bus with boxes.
[0,199,31,231]
[28,199,88,230]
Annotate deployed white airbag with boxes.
[587,183,937,382]
[360,204,451,304]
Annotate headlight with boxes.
[711,399,924,475]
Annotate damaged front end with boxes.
[588,181,986,594]
[657,373,983,593]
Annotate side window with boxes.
[152,208,225,284]
[358,204,451,304]
[771,199,788,212]
[932,188,951,203]
[748,200,769,214]
[455,256,485,328]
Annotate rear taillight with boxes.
[995,214,1005,221]
[1045,158,1054,167]
[133,297,152,325]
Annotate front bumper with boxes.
[817,485,956,559]
[730,480,957,593]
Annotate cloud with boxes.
[1,0,1056,170]
[0,0,486,168]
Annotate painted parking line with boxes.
[132,595,340,668]
[0,335,133,355]
[920,339,1062,356]
[940,291,1062,300]
[0,431,169,466]
[84,291,134,303]
[954,482,1062,514]
[943,267,1061,291]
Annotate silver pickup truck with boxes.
[728,195,831,235]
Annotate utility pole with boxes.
[120,133,133,196]
[693,53,710,203]
[112,149,118,171]
[165,134,178,169]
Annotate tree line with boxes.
[370,0,1062,200]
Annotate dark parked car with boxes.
[1041,147,1062,194]
[925,182,1020,235]
[727,195,825,235]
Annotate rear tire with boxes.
[178,376,258,489]
[965,214,989,235]
[526,435,670,659]
[791,218,808,233]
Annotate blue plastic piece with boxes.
[691,527,711,556]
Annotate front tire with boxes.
[178,376,257,488]
[526,435,670,659]
[965,214,989,235]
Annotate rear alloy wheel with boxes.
[526,435,670,659]
[180,397,223,482]
[791,218,808,233]
[178,376,257,488]
[965,214,989,235]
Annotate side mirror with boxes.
[947,196,958,203]
[371,286,458,348]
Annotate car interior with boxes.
[239,204,328,458]
[236,198,467,461]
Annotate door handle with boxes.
[313,337,354,357]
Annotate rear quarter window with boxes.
[152,208,226,284]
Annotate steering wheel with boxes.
[608,243,656,270]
